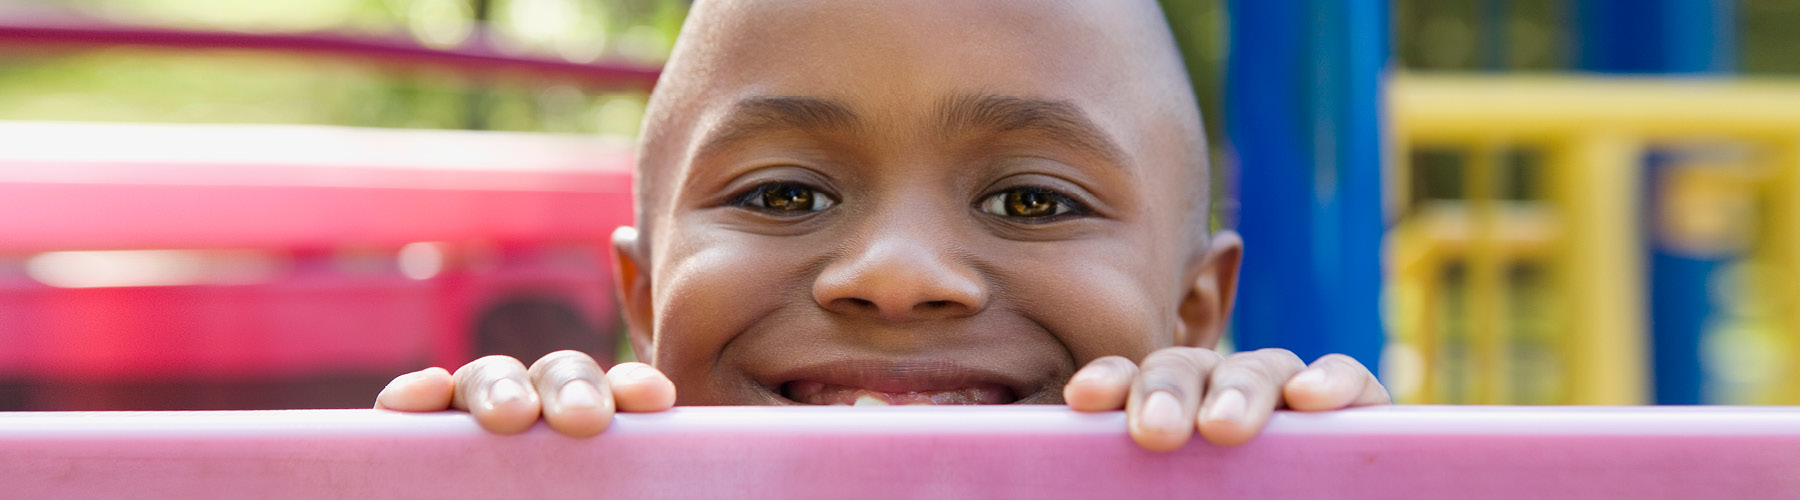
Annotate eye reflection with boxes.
[734,181,837,214]
[767,183,815,211]
[980,187,1078,221]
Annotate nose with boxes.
[813,231,989,322]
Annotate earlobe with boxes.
[1173,231,1244,348]
[610,226,656,362]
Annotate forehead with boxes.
[662,0,1190,172]
[701,1,1117,99]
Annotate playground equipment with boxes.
[1227,0,1387,373]
[1386,74,1800,405]
[7,2,1789,410]
[1227,0,1786,406]
[0,18,653,410]
[4,405,1797,499]
[0,122,635,409]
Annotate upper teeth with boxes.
[853,394,889,406]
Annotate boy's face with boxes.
[615,0,1240,405]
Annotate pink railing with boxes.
[0,16,661,90]
[4,406,1798,499]
[0,123,635,252]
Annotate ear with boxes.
[1173,230,1243,348]
[609,226,655,362]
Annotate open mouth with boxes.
[781,380,1018,405]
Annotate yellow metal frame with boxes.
[1388,74,1800,404]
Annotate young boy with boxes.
[376,0,1390,452]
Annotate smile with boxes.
[763,359,1034,406]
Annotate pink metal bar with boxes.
[0,176,631,250]
[3,405,1797,499]
[0,17,660,90]
[0,123,634,382]
[0,122,635,251]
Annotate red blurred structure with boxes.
[0,19,653,410]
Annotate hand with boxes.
[374,350,677,436]
[1062,348,1389,451]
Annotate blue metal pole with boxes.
[1645,159,1723,405]
[1227,0,1387,372]
[1576,0,1736,404]
[1576,0,1735,75]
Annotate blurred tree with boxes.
[1397,0,1800,75]
[11,0,1793,139]
[1743,0,1800,73]
[0,0,687,134]
[1395,0,1566,71]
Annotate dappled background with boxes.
[0,0,681,134]
[3,0,1800,410]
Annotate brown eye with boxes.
[736,182,836,214]
[763,184,812,211]
[981,187,1077,221]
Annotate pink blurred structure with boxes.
[3,405,1797,499]
[0,18,652,409]
[0,122,635,408]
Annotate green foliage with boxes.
[1396,0,1800,74]
[0,0,685,134]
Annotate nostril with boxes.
[913,300,969,316]
[822,297,879,316]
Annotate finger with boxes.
[1127,347,1222,452]
[374,367,454,411]
[604,362,677,412]
[528,350,614,438]
[451,355,542,435]
[1197,348,1307,447]
[1064,356,1139,411]
[1283,353,1393,411]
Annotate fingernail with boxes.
[1141,391,1183,433]
[1291,368,1329,391]
[1204,388,1246,423]
[620,365,655,382]
[559,379,601,410]
[489,378,526,406]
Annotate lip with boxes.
[762,359,1042,405]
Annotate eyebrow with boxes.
[695,94,1128,167]
[937,94,1129,167]
[696,96,863,155]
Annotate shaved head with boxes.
[631,0,1207,251]
[606,0,1244,406]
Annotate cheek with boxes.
[650,232,810,400]
[1002,239,1174,365]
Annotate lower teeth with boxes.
[852,394,888,406]
[786,381,1010,405]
